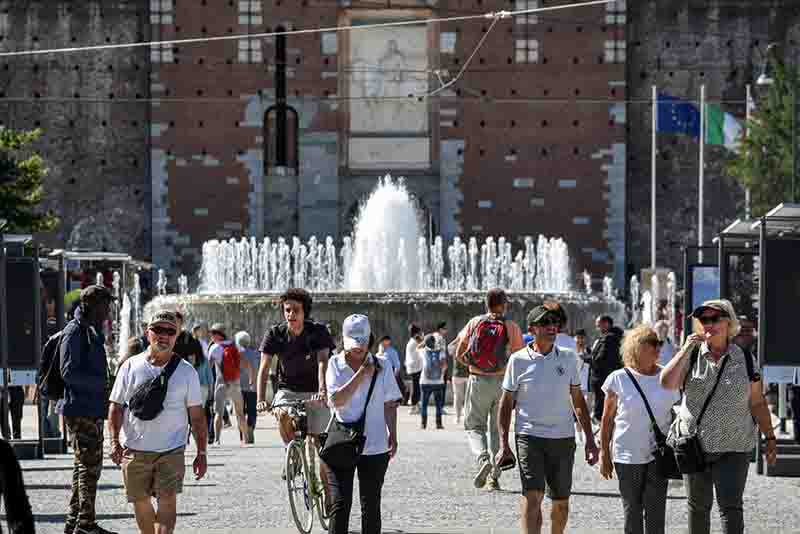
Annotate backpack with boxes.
[423,349,444,381]
[128,355,182,421]
[36,330,66,401]
[221,344,241,382]
[465,315,509,373]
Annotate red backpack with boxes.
[465,315,509,373]
[221,344,241,382]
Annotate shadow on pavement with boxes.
[27,512,197,524]
[26,483,125,491]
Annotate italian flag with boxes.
[705,103,743,152]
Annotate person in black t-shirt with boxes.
[173,312,204,363]
[256,289,335,444]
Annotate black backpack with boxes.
[128,355,182,421]
[36,331,66,401]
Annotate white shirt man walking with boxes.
[497,304,598,534]
[108,311,208,534]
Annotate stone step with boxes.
[9,439,41,460]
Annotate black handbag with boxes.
[128,354,181,421]
[672,353,730,475]
[623,369,681,480]
[319,360,380,471]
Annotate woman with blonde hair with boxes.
[661,299,776,534]
[599,325,680,534]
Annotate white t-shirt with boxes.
[502,345,580,439]
[419,348,446,385]
[601,368,680,464]
[405,338,422,374]
[110,353,203,453]
[327,353,402,456]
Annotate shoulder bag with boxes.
[671,350,730,474]
[128,355,182,421]
[623,368,681,480]
[319,359,380,471]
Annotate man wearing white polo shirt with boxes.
[497,304,598,534]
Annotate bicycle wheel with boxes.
[286,440,314,534]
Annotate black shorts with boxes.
[515,434,576,500]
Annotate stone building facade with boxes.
[10,1,792,290]
[626,0,800,277]
[0,1,150,258]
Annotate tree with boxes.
[728,60,798,216]
[0,126,57,232]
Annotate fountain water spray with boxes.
[630,275,640,325]
[196,175,578,294]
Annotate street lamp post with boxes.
[757,43,799,203]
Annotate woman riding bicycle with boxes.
[326,314,402,534]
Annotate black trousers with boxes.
[242,391,257,428]
[8,387,24,439]
[410,372,422,406]
[791,386,800,442]
[328,453,390,534]
[592,382,606,421]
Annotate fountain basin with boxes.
[146,292,626,346]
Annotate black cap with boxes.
[80,284,115,304]
[423,333,437,350]
[527,302,566,326]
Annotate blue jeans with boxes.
[421,384,445,426]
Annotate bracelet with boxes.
[765,436,776,441]
[198,451,207,456]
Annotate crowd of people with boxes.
[8,282,782,534]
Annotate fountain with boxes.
[630,275,641,325]
[147,176,625,341]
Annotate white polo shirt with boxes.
[502,344,580,439]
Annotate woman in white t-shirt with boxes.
[599,325,680,534]
[326,314,402,534]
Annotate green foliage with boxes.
[0,126,57,232]
[728,60,798,216]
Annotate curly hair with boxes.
[279,288,313,316]
[621,325,660,369]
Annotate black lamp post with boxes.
[757,43,798,203]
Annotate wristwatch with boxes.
[765,435,776,441]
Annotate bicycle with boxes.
[272,399,330,534]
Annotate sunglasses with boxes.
[534,317,561,327]
[150,326,177,336]
[698,315,725,326]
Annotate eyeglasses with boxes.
[150,326,177,336]
[698,315,725,326]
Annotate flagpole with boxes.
[699,84,705,259]
[652,85,657,270]
[745,84,752,220]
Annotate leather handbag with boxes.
[671,353,730,475]
[319,360,380,471]
[624,369,681,480]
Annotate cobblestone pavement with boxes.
[8,406,800,533]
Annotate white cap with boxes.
[342,314,371,351]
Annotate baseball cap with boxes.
[210,323,227,337]
[80,284,115,304]
[527,302,566,326]
[342,314,371,351]
[423,333,437,350]
[149,310,178,329]
[691,300,731,319]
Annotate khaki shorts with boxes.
[271,389,330,435]
[214,382,245,416]
[121,447,185,502]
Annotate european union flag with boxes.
[657,93,700,139]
